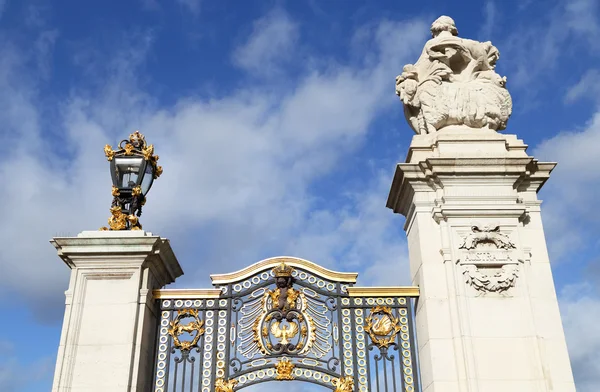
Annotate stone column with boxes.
[50,230,183,392]
[387,128,576,392]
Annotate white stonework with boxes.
[387,127,577,391]
[396,16,512,134]
[50,230,183,392]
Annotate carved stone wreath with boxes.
[458,225,521,295]
[462,264,519,294]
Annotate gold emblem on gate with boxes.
[274,357,295,380]
[238,263,332,359]
[271,320,299,345]
[168,308,205,352]
[365,306,401,348]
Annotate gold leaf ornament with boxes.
[142,144,154,160]
[124,143,134,155]
[365,306,402,348]
[107,206,127,230]
[104,144,115,161]
[274,357,295,380]
[332,375,354,392]
[168,308,205,352]
[215,378,238,392]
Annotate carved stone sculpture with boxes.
[457,226,520,295]
[395,16,512,134]
[459,225,516,250]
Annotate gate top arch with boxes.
[152,256,420,392]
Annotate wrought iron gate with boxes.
[152,257,420,392]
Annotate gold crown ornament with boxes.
[272,263,294,278]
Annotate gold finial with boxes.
[104,144,115,161]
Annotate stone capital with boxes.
[386,130,556,224]
[51,230,182,287]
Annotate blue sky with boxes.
[0,0,599,390]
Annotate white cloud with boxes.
[502,0,600,90]
[281,172,410,286]
[139,0,159,11]
[0,340,53,390]
[0,13,426,320]
[560,283,600,392]
[34,29,59,79]
[479,1,497,40]
[232,9,299,77]
[564,68,600,104]
[176,0,201,16]
[533,111,600,261]
[564,0,600,39]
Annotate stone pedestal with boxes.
[50,230,183,392]
[387,127,576,392]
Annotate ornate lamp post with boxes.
[101,130,162,230]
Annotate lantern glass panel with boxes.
[114,156,144,189]
[140,163,155,195]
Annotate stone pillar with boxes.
[50,230,183,392]
[387,128,576,392]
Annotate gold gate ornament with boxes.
[215,378,238,392]
[167,308,205,351]
[365,305,402,348]
[274,357,295,380]
[332,375,354,392]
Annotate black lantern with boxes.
[102,131,162,230]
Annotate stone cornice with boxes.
[387,156,556,230]
[50,230,183,287]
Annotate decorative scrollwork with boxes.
[365,306,401,349]
[274,357,295,380]
[215,378,238,392]
[327,357,340,372]
[332,375,354,392]
[168,309,205,352]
